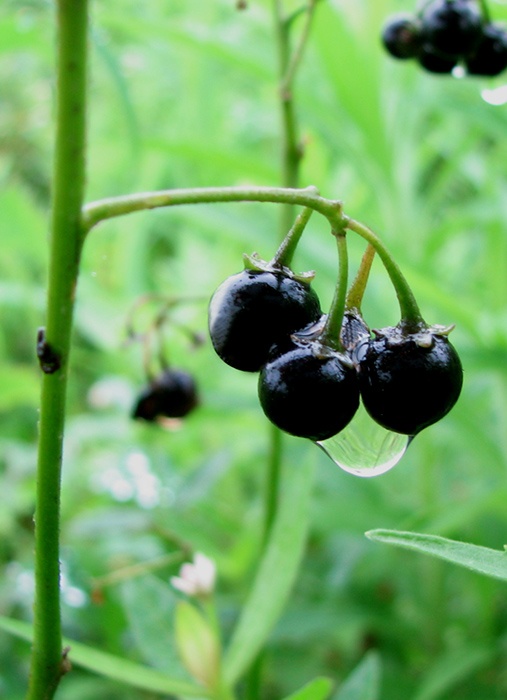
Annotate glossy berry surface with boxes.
[258,337,360,441]
[382,15,423,59]
[421,0,483,58]
[466,24,507,76]
[357,327,463,436]
[132,368,199,421]
[208,269,321,372]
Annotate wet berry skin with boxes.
[258,337,360,441]
[382,15,423,59]
[132,368,199,421]
[357,328,463,436]
[421,0,483,58]
[208,269,321,372]
[466,24,507,76]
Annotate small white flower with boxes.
[171,552,216,597]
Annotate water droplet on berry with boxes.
[315,403,412,477]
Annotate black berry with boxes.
[208,269,321,372]
[418,46,458,73]
[421,0,483,58]
[258,335,360,441]
[466,24,507,76]
[382,14,423,59]
[132,368,199,421]
[357,326,463,436]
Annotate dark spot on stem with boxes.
[37,327,62,374]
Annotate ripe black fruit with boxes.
[258,336,360,441]
[132,368,199,422]
[418,47,457,73]
[208,269,321,372]
[357,326,463,436]
[466,24,507,76]
[421,0,483,58]
[382,15,423,59]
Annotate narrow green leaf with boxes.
[412,645,492,700]
[282,676,334,700]
[366,529,507,582]
[174,601,221,690]
[0,616,210,697]
[334,652,381,700]
[223,456,315,684]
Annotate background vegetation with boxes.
[2,0,507,697]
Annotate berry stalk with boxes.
[319,232,349,352]
[345,243,376,312]
[271,203,315,268]
[27,1,89,698]
[346,218,425,329]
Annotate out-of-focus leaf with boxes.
[334,651,381,700]
[282,676,334,700]
[411,645,493,700]
[366,530,507,581]
[120,574,184,675]
[174,601,221,689]
[223,455,315,684]
[0,616,210,697]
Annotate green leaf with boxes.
[366,530,507,582]
[223,455,315,684]
[0,616,210,697]
[119,575,184,675]
[334,652,381,700]
[174,601,221,690]
[282,677,334,700]
[411,645,493,700]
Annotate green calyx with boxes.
[242,252,315,284]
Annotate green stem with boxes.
[81,186,345,234]
[346,218,425,329]
[272,2,297,230]
[345,243,376,312]
[271,204,315,268]
[281,0,318,95]
[27,1,89,699]
[320,232,349,352]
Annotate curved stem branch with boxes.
[81,186,345,235]
[27,1,89,698]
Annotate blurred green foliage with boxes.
[2,0,507,698]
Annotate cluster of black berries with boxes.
[208,261,463,441]
[382,0,507,76]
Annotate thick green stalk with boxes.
[27,1,89,698]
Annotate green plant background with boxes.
[2,0,507,697]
